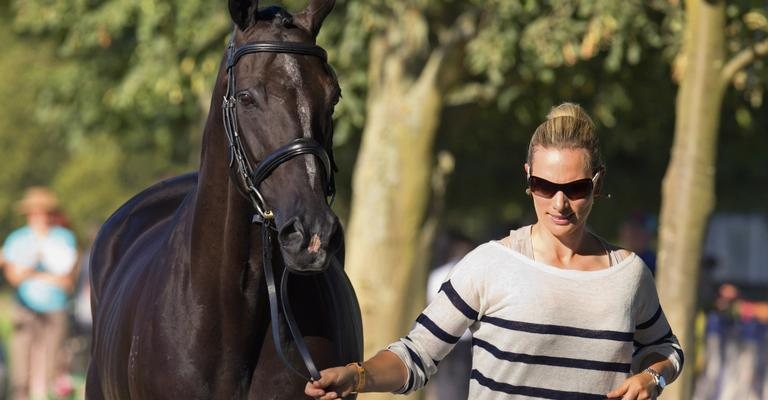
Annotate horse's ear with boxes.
[229,0,259,31]
[294,0,335,37]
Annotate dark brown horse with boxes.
[85,1,362,398]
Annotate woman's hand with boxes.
[304,365,358,400]
[606,372,657,400]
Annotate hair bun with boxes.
[527,102,604,173]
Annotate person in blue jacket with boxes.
[2,187,78,400]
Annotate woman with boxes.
[306,103,683,399]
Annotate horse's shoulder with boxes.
[104,172,197,229]
[90,172,197,300]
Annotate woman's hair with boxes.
[526,102,604,173]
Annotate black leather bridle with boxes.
[222,34,336,221]
[222,31,338,383]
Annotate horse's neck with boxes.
[190,100,260,288]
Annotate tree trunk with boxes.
[345,10,447,400]
[656,1,726,398]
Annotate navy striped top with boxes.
[386,227,683,399]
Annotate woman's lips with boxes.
[549,213,573,225]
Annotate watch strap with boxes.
[643,367,664,395]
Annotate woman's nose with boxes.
[552,191,569,211]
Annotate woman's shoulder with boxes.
[496,225,534,257]
[588,230,634,263]
[447,240,520,277]
[603,242,633,262]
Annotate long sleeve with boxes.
[386,248,487,394]
[631,266,684,379]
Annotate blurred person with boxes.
[306,103,683,400]
[424,231,475,400]
[619,213,657,275]
[1,187,78,400]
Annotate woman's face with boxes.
[525,146,597,239]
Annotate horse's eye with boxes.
[237,91,254,106]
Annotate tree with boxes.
[9,0,234,235]
[0,1,68,237]
[656,1,768,398]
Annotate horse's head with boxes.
[225,0,341,273]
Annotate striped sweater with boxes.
[387,226,683,399]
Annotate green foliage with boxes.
[724,2,768,112]
[0,4,68,238]
[3,0,232,240]
[1,0,765,244]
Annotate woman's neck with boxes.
[29,223,50,237]
[530,223,607,270]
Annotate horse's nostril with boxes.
[278,218,304,249]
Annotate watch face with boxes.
[658,375,667,389]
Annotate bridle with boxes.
[222,32,336,222]
[222,30,339,383]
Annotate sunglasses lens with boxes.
[528,176,557,198]
[564,180,593,199]
[528,176,594,199]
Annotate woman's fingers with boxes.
[305,380,325,397]
[607,373,658,400]
[305,367,356,399]
[606,380,628,399]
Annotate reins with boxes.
[252,219,325,382]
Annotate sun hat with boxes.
[15,186,60,214]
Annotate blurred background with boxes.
[0,0,766,399]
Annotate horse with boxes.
[85,0,362,398]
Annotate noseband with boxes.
[222,31,339,383]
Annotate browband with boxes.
[228,41,328,69]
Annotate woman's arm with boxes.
[305,350,408,399]
[608,265,683,399]
[306,246,486,399]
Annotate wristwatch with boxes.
[643,367,666,395]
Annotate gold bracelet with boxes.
[346,362,366,393]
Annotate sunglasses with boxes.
[527,171,601,200]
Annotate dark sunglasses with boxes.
[527,171,601,200]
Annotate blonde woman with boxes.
[306,103,682,400]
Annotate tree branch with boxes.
[721,38,768,86]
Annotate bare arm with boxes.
[305,350,408,399]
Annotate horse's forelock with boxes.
[257,6,294,29]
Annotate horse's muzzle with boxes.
[277,215,340,273]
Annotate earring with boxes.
[525,188,531,196]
